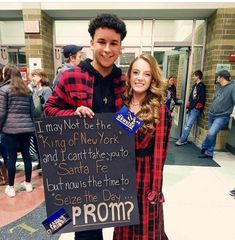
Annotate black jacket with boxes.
[188,81,206,111]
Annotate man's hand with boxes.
[186,101,190,109]
[231,112,235,120]
[231,106,235,120]
[74,106,95,119]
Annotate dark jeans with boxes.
[5,133,33,186]
[74,229,103,240]
[0,134,8,166]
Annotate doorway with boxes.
[154,46,190,139]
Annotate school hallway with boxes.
[1,140,235,240]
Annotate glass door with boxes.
[154,46,190,139]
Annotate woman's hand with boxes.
[74,106,95,119]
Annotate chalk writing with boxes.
[34,114,139,233]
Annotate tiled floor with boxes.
[163,151,235,240]
[0,168,44,227]
[1,151,235,240]
[59,151,235,240]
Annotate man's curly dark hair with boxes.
[88,13,127,41]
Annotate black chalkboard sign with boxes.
[35,113,139,234]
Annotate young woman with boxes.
[30,69,52,172]
[31,68,52,113]
[0,64,35,197]
[113,53,172,240]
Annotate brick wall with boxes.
[22,8,54,82]
[196,9,235,150]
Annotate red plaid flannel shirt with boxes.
[134,105,172,203]
[152,106,172,201]
[44,66,126,116]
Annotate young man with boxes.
[176,70,206,146]
[52,44,83,88]
[199,70,235,159]
[44,13,127,240]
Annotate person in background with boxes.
[113,53,171,240]
[31,68,52,172]
[52,44,83,88]
[31,68,52,110]
[0,63,8,166]
[0,134,8,167]
[0,64,35,197]
[0,63,5,84]
[199,70,235,159]
[44,13,127,240]
[0,63,8,186]
[228,107,235,198]
[176,70,205,146]
[27,72,37,93]
[24,73,40,171]
[56,65,62,75]
[166,75,177,112]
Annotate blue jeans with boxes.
[179,109,201,142]
[4,133,33,186]
[202,114,230,156]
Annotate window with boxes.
[55,20,90,46]
[154,20,193,42]
[8,47,26,67]
[194,20,206,45]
